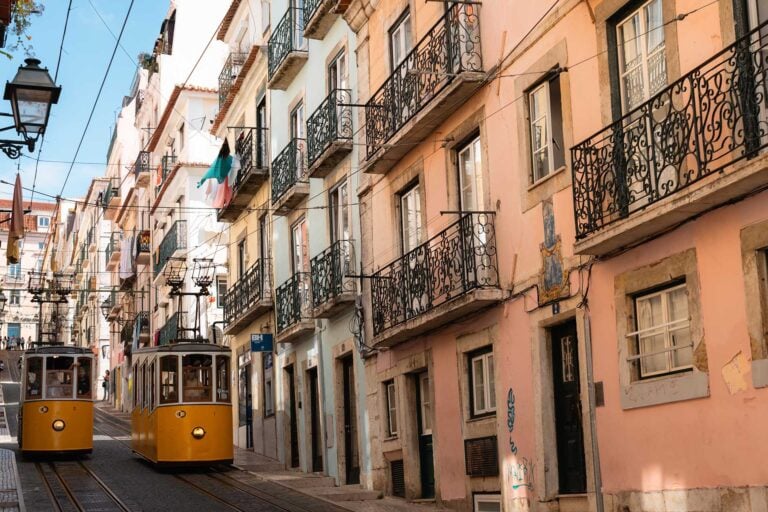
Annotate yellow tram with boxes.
[131,342,233,466]
[18,346,95,455]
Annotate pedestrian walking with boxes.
[102,369,110,401]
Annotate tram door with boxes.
[286,365,300,468]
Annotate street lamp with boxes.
[0,58,61,158]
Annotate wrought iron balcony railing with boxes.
[371,213,499,336]
[105,232,121,262]
[156,154,177,194]
[365,3,482,159]
[234,127,269,189]
[102,180,119,210]
[276,272,312,333]
[158,312,180,345]
[223,259,272,328]
[134,150,151,177]
[311,240,355,309]
[268,7,306,79]
[136,230,151,254]
[271,138,307,203]
[154,220,187,276]
[303,0,324,30]
[572,22,768,240]
[219,52,249,107]
[307,89,353,168]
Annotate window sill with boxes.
[467,413,496,424]
[620,371,709,410]
[383,435,399,442]
[527,165,566,192]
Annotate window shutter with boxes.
[464,436,499,477]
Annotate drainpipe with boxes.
[583,313,604,512]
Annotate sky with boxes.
[0,0,169,203]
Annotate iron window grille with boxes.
[154,220,187,277]
[271,138,308,203]
[306,88,353,167]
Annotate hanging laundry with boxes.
[119,235,135,279]
[6,174,24,265]
[196,140,233,187]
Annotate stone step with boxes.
[559,494,589,512]
[311,485,383,502]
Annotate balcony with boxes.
[134,150,151,187]
[303,0,350,39]
[307,89,353,178]
[271,138,309,214]
[155,155,177,196]
[87,227,96,253]
[122,312,150,347]
[103,179,120,220]
[218,127,270,222]
[109,288,121,319]
[268,7,308,90]
[153,220,187,278]
[135,230,151,265]
[80,246,89,269]
[219,52,248,107]
[571,24,768,255]
[158,312,180,345]
[311,240,355,317]
[223,259,273,335]
[370,213,502,347]
[105,232,121,271]
[275,272,314,343]
[363,3,483,174]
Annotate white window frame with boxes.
[9,290,20,306]
[419,373,431,435]
[628,282,693,378]
[470,350,496,416]
[260,0,270,34]
[291,218,308,274]
[328,50,348,92]
[616,0,667,112]
[385,380,397,437]
[400,184,422,254]
[389,10,412,70]
[329,180,350,243]
[37,216,50,229]
[8,263,20,279]
[458,135,484,211]
[216,276,227,309]
[528,82,555,182]
[473,494,502,512]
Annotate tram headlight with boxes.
[191,427,206,439]
[52,419,65,432]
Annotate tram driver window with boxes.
[76,357,93,399]
[25,357,42,399]
[182,354,213,402]
[46,356,74,399]
[216,355,230,403]
[160,356,179,404]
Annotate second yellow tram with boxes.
[131,342,233,466]
[18,346,95,455]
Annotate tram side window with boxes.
[182,354,213,402]
[133,364,139,409]
[46,356,74,399]
[149,361,156,410]
[160,356,179,404]
[76,357,92,399]
[25,357,42,399]
[216,355,230,403]
[142,364,148,409]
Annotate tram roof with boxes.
[134,342,231,355]
[24,345,93,356]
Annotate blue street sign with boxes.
[250,334,274,352]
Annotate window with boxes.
[528,75,565,182]
[474,494,502,512]
[159,355,178,404]
[25,356,42,399]
[389,9,412,70]
[8,263,20,279]
[616,0,666,112]
[238,239,247,278]
[133,364,139,409]
[457,135,484,210]
[400,184,422,253]
[292,218,309,274]
[76,357,92,399]
[260,0,270,33]
[142,364,148,409]
[9,291,20,306]
[177,123,185,152]
[290,102,305,140]
[46,356,74,399]
[217,276,227,308]
[263,352,274,417]
[182,354,213,402]
[259,214,270,265]
[470,348,495,417]
[630,283,693,378]
[216,355,230,402]
[418,373,431,435]
[38,242,44,250]
[256,98,268,168]
[328,50,348,92]
[329,181,350,243]
[385,380,397,436]
[37,216,50,230]
[149,361,156,410]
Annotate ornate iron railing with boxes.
[572,22,768,239]
[219,52,249,106]
[158,312,180,345]
[233,127,269,188]
[303,0,323,29]
[365,3,482,159]
[307,89,353,167]
[136,230,151,254]
[311,240,355,308]
[102,179,119,210]
[105,232,121,262]
[268,7,306,79]
[371,212,498,336]
[156,154,177,194]
[154,220,187,276]
[271,138,307,203]
[276,272,312,333]
[134,150,151,176]
[223,259,272,327]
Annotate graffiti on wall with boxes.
[507,388,518,454]
[506,388,535,491]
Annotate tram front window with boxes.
[46,356,74,399]
[160,356,179,404]
[25,357,42,399]
[182,354,212,402]
[76,357,92,399]
[216,356,230,403]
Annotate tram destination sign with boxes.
[250,334,274,352]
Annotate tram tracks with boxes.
[35,461,131,512]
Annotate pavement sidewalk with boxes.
[0,385,23,512]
